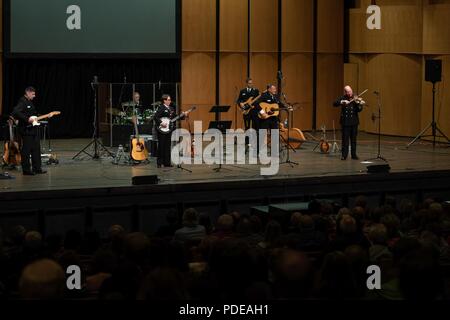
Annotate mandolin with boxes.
[3,118,22,166]
[130,115,149,161]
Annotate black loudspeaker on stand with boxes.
[407,59,450,148]
[73,76,114,160]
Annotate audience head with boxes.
[182,208,199,227]
[19,259,65,300]
[216,214,234,233]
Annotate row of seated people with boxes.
[0,196,449,300]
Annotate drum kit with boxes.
[108,101,161,125]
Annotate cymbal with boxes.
[106,108,121,116]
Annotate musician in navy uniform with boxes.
[255,84,280,130]
[11,87,47,176]
[154,94,186,168]
[333,85,365,160]
[237,78,260,131]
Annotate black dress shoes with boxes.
[34,170,47,174]
[352,156,359,160]
[341,157,347,161]
[23,171,35,176]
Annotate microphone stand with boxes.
[73,78,114,160]
[364,92,387,162]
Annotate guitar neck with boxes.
[36,113,53,121]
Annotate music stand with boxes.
[209,105,231,121]
[209,121,232,172]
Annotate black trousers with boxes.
[342,125,358,158]
[259,116,278,130]
[243,109,259,131]
[20,134,42,172]
[157,132,172,166]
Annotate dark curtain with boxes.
[2,58,180,138]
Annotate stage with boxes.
[1,131,450,204]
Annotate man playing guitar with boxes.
[11,87,49,175]
[237,78,260,131]
[255,84,281,130]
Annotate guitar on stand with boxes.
[313,125,331,154]
[3,118,21,167]
[130,115,149,162]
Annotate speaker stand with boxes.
[407,82,450,149]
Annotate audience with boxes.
[0,196,449,300]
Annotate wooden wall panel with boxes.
[282,0,314,53]
[219,53,248,129]
[181,53,216,126]
[316,54,343,129]
[349,4,423,54]
[421,55,450,139]
[317,0,344,53]
[423,3,450,54]
[250,0,278,52]
[182,0,216,52]
[249,53,278,91]
[364,54,422,136]
[220,0,248,52]
[282,53,313,130]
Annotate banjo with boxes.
[157,106,196,134]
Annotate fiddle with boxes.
[341,89,368,106]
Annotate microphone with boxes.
[123,74,127,84]
[277,70,283,80]
[373,90,380,95]
[93,75,98,85]
[371,113,377,122]
[158,80,161,90]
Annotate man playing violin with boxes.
[333,85,365,160]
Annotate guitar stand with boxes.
[112,145,132,165]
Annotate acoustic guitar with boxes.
[239,93,261,115]
[258,102,280,119]
[130,115,149,161]
[3,118,21,166]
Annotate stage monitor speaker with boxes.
[367,164,391,174]
[425,59,442,83]
[132,175,159,185]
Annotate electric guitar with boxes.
[239,93,261,115]
[130,115,149,161]
[28,111,61,126]
[157,106,196,134]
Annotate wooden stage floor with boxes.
[1,132,450,194]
